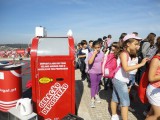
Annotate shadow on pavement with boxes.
[75,80,84,115]
[99,86,148,120]
[129,87,148,120]
[99,88,113,116]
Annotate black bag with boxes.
[62,114,84,120]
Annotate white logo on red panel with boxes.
[39,82,68,115]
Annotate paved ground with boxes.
[75,69,148,120]
[0,59,148,120]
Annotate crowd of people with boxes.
[75,32,160,120]
[0,46,31,58]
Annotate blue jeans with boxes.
[112,78,130,106]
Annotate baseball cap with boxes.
[123,34,142,41]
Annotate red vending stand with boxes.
[31,36,75,120]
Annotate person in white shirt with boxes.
[111,34,149,120]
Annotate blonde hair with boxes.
[119,38,139,58]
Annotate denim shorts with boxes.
[112,78,130,106]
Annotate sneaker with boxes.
[111,114,119,120]
[128,106,135,112]
[90,100,95,108]
[95,95,101,103]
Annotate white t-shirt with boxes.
[129,57,138,75]
[82,49,89,72]
[114,56,131,83]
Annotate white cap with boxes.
[123,34,142,41]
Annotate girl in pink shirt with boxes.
[88,40,104,108]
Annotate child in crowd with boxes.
[128,57,139,91]
[118,33,127,48]
[111,34,149,120]
[127,52,139,112]
[128,32,140,92]
[102,42,120,90]
[76,43,82,57]
[78,40,90,81]
[128,32,140,91]
[88,40,94,52]
[136,33,157,84]
[107,34,112,47]
[88,40,104,108]
[128,41,140,92]
[146,36,160,120]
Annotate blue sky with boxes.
[0,0,160,44]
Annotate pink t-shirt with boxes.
[88,51,104,74]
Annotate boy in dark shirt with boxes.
[78,40,90,81]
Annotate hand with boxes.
[93,49,99,55]
[141,57,150,66]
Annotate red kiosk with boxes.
[31,36,75,119]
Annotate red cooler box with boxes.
[31,36,75,120]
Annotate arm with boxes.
[78,49,86,58]
[148,58,160,82]
[78,54,86,58]
[88,50,99,65]
[120,52,148,72]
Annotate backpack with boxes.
[138,55,160,104]
[138,65,149,104]
[103,53,117,79]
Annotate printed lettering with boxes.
[39,82,68,115]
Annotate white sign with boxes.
[0,72,4,80]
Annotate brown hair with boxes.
[144,33,156,47]
[122,38,136,48]
[156,36,160,53]
[111,42,120,58]
[119,38,138,58]
[118,33,127,51]
[80,40,87,46]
